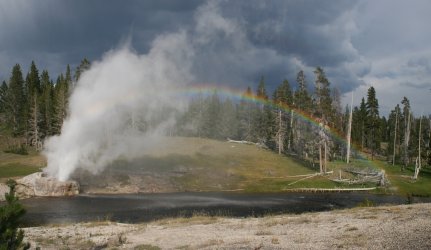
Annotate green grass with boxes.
[81,137,321,192]
[374,160,431,196]
[0,150,44,181]
[56,137,431,195]
[134,244,162,250]
[1,134,431,196]
[0,163,40,178]
[114,137,321,192]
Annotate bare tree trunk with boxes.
[278,109,282,154]
[319,144,323,174]
[28,95,41,151]
[324,140,327,173]
[288,109,294,151]
[413,115,423,179]
[393,109,398,166]
[403,112,411,171]
[346,93,353,164]
[361,121,365,150]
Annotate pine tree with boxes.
[313,67,332,123]
[74,58,91,82]
[273,80,293,153]
[7,64,26,136]
[359,98,367,149]
[293,70,314,157]
[202,91,222,139]
[220,98,239,139]
[39,70,54,137]
[253,77,273,145]
[25,62,42,150]
[183,93,205,137]
[238,87,254,141]
[52,74,68,134]
[388,104,401,165]
[331,87,343,131]
[0,81,9,118]
[366,86,380,159]
[294,70,312,113]
[0,180,30,250]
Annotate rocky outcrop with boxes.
[0,172,79,200]
[0,183,9,201]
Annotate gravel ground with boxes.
[23,203,431,249]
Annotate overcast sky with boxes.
[0,0,430,115]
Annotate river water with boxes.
[20,192,428,226]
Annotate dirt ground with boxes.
[23,203,431,249]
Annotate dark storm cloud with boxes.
[218,0,359,67]
[184,0,364,93]
[0,0,360,88]
[0,0,200,79]
[1,0,430,115]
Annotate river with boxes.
[20,192,428,226]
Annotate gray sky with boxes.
[0,0,430,115]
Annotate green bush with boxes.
[0,179,30,250]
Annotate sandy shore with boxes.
[23,203,431,249]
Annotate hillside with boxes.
[74,137,320,193]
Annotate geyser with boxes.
[44,31,194,181]
[43,0,257,181]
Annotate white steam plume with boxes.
[44,30,194,181]
[44,0,254,181]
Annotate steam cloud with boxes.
[44,0,271,181]
[44,31,194,181]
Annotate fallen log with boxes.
[284,187,377,193]
[227,138,268,149]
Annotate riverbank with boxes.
[2,137,431,198]
[23,203,431,249]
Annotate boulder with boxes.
[0,172,80,201]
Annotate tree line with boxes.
[0,59,90,152]
[0,61,429,170]
[176,68,431,170]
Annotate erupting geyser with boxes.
[43,1,259,181]
[43,33,194,181]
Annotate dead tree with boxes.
[275,108,285,155]
[346,93,353,164]
[27,95,42,151]
[324,140,327,173]
[413,115,423,179]
[403,112,411,171]
[288,108,294,151]
[319,143,323,174]
[392,108,398,166]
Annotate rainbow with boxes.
[179,83,368,158]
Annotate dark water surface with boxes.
[20,192,429,226]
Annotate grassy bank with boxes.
[0,150,44,180]
[374,160,431,196]
[0,136,430,197]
